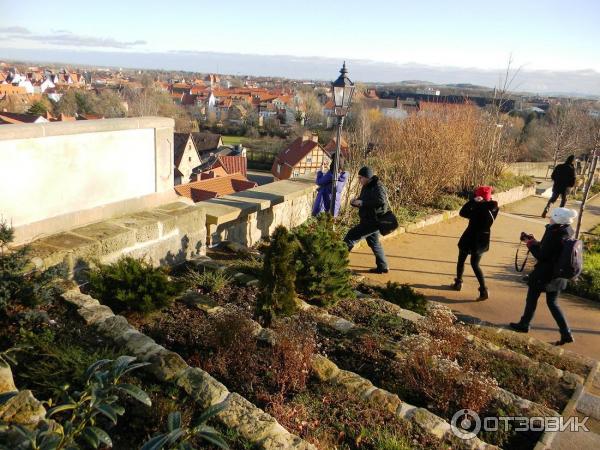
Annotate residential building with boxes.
[173,132,203,185]
[271,134,330,180]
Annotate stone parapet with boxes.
[198,176,316,247]
[23,201,206,275]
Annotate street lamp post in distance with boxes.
[330,62,355,216]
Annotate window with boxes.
[189,156,192,162]
[306,156,312,163]
[277,164,282,174]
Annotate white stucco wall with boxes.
[0,117,176,244]
[1,128,155,226]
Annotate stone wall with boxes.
[198,176,316,247]
[21,177,316,275]
[507,161,553,178]
[0,117,178,245]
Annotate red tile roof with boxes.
[215,155,248,177]
[174,173,257,202]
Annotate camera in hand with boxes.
[520,232,534,242]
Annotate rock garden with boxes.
[1,215,596,449]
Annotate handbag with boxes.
[378,210,399,236]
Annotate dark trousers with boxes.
[547,189,568,208]
[519,285,571,337]
[344,222,388,270]
[456,249,486,288]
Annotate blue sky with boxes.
[2,0,599,71]
[1,0,600,94]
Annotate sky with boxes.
[1,0,600,94]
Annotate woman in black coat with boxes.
[452,186,499,300]
[510,207,577,345]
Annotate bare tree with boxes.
[545,102,584,167]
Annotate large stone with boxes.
[367,388,402,414]
[70,222,136,258]
[577,393,600,420]
[217,393,291,445]
[176,367,229,409]
[0,359,16,394]
[96,315,137,343]
[147,349,188,381]
[335,370,374,396]
[62,290,100,309]
[124,332,160,359]
[311,355,340,382]
[78,304,114,324]
[0,390,46,425]
[412,408,451,439]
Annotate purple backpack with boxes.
[554,238,584,280]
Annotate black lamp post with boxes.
[330,62,355,216]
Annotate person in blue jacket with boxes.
[312,157,348,217]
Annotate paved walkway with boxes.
[349,195,600,360]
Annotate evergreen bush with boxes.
[0,220,65,313]
[87,256,177,314]
[256,226,299,325]
[379,282,428,315]
[293,214,354,306]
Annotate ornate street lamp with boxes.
[330,62,355,216]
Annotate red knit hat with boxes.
[474,186,493,201]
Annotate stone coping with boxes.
[0,116,174,140]
[198,177,315,225]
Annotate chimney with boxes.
[311,133,319,143]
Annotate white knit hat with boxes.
[550,207,578,225]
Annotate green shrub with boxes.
[0,220,65,313]
[293,214,354,306]
[87,256,178,314]
[431,194,465,211]
[256,226,299,325]
[378,282,429,315]
[183,267,231,293]
[491,173,534,192]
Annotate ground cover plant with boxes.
[138,302,445,449]
[467,325,591,378]
[315,304,567,449]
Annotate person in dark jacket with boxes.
[452,186,499,301]
[344,166,389,274]
[510,207,578,345]
[542,155,576,217]
[312,158,348,217]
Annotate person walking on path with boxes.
[452,186,499,301]
[542,155,576,218]
[344,166,389,274]
[510,207,578,346]
[312,158,348,217]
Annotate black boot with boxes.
[555,334,574,346]
[509,322,529,333]
[451,278,462,291]
[476,287,488,301]
[541,204,550,218]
